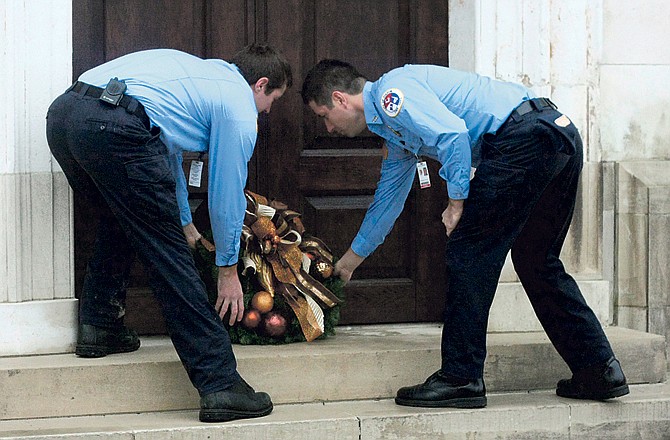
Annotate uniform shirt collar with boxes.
[363,81,383,127]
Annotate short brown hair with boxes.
[301,59,366,107]
[230,43,293,93]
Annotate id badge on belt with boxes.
[416,157,431,189]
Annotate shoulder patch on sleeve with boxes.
[381,88,404,118]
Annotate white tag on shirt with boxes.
[416,160,431,189]
[188,160,204,187]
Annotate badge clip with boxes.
[416,160,431,189]
[188,159,204,187]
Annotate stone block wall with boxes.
[0,0,77,355]
[615,161,670,362]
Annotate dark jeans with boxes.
[46,89,240,395]
[441,102,614,379]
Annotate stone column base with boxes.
[0,299,78,356]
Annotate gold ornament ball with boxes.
[251,291,274,313]
[315,261,333,279]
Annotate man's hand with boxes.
[441,199,464,237]
[216,265,244,325]
[183,222,202,249]
[333,248,365,284]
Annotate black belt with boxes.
[68,81,148,122]
[511,97,557,121]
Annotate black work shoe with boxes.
[395,370,487,408]
[75,323,140,358]
[556,357,629,400]
[199,379,273,423]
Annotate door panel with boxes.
[264,0,449,324]
[73,0,449,332]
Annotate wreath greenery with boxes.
[194,229,345,345]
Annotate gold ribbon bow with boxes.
[239,191,340,341]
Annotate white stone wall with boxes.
[596,1,669,348]
[598,1,670,162]
[449,0,604,279]
[450,1,670,343]
[0,0,77,355]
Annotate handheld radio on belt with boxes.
[99,77,127,106]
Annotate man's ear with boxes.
[254,77,270,93]
[331,90,347,107]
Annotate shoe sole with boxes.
[199,404,273,423]
[395,396,487,409]
[75,341,141,358]
[556,384,630,401]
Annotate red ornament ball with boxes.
[242,309,261,329]
[264,311,287,337]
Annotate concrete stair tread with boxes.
[2,382,670,439]
[1,325,666,421]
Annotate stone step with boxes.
[0,325,665,420]
[1,382,669,439]
[489,279,612,332]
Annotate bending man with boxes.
[47,44,292,422]
[301,60,628,408]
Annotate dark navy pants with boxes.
[441,101,614,379]
[46,89,240,395]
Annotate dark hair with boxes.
[301,59,366,107]
[230,43,293,93]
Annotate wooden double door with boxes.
[73,0,449,332]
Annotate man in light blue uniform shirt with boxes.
[46,44,291,422]
[302,60,628,408]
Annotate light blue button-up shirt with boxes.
[79,49,258,266]
[351,65,534,258]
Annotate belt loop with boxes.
[126,99,138,114]
[80,83,90,95]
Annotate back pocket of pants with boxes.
[535,111,579,155]
[473,159,526,193]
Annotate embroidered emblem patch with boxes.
[381,88,404,118]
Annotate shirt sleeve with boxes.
[392,84,472,199]
[168,151,193,226]
[207,102,257,267]
[351,148,416,258]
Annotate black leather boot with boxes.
[556,357,629,400]
[199,379,273,422]
[395,370,487,408]
[75,323,140,358]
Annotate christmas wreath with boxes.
[194,191,345,345]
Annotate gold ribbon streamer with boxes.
[276,284,323,342]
